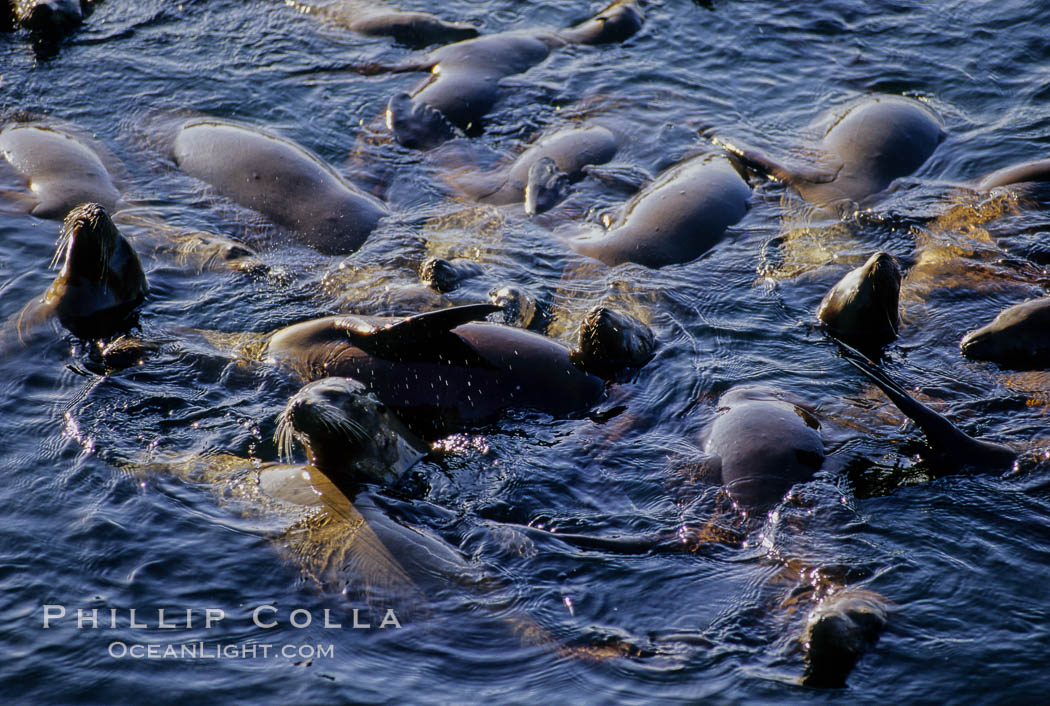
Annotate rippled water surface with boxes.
[3,0,1050,703]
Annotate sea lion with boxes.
[275,377,430,486]
[172,119,388,255]
[518,382,890,687]
[261,303,621,434]
[563,153,751,268]
[111,211,268,275]
[8,203,148,342]
[383,0,643,149]
[0,122,122,218]
[801,588,891,689]
[698,385,826,511]
[817,251,902,355]
[450,124,619,212]
[285,0,478,47]
[840,344,1018,475]
[2,0,87,34]
[569,305,655,377]
[721,95,944,213]
[960,297,1050,369]
[133,377,647,658]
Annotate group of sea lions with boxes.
[4,0,1050,692]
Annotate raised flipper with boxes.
[335,303,501,363]
[713,136,841,186]
[837,342,1018,474]
[385,92,462,150]
[524,157,571,215]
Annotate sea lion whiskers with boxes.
[274,408,297,462]
[276,386,371,463]
[50,204,117,282]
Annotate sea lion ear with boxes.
[341,303,502,358]
[385,93,460,150]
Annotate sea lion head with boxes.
[524,157,571,215]
[562,0,644,45]
[47,202,149,338]
[570,306,655,377]
[817,251,901,354]
[275,377,427,486]
[801,589,890,688]
[15,0,83,34]
[385,93,459,151]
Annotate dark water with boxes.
[3,0,1050,703]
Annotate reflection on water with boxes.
[2,0,1050,702]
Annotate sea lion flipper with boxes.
[714,136,839,186]
[0,188,39,214]
[837,342,1017,472]
[294,490,425,613]
[339,303,501,358]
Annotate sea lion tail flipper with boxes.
[339,303,501,356]
[712,136,838,186]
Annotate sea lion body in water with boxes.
[8,203,148,342]
[0,122,121,218]
[564,153,751,268]
[450,124,619,211]
[172,119,388,255]
[285,0,478,47]
[520,383,889,687]
[721,95,943,212]
[260,303,653,435]
[960,297,1050,369]
[143,378,644,657]
[698,386,826,511]
[817,251,902,355]
[384,0,643,149]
